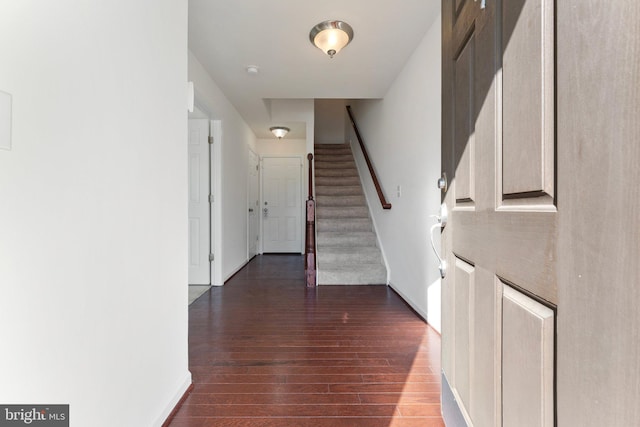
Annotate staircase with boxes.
[314,144,387,285]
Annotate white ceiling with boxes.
[188,0,440,138]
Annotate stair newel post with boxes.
[305,153,317,287]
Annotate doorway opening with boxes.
[188,101,223,304]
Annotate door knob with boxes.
[249,208,254,213]
[474,0,486,9]
[263,208,268,217]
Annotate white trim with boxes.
[152,372,192,427]
[211,120,223,286]
[247,148,260,260]
[258,157,264,254]
[388,282,429,321]
[224,258,250,283]
[189,91,223,287]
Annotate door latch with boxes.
[429,203,448,278]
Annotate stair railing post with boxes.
[305,153,317,287]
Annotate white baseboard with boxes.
[223,258,250,283]
[153,371,192,427]
[388,282,429,321]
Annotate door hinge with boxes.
[209,253,214,262]
[208,136,214,145]
[209,194,214,204]
[256,165,259,171]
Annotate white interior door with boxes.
[248,150,259,259]
[188,119,210,285]
[262,157,302,253]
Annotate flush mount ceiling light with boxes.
[309,20,354,58]
[270,126,290,139]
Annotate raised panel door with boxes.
[441,0,557,425]
[262,157,302,253]
[188,119,210,285]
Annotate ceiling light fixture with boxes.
[309,20,354,58]
[270,126,290,139]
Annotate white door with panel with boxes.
[188,119,211,285]
[261,157,302,253]
[441,0,557,425]
[248,150,260,259]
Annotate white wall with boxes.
[270,99,315,155]
[188,51,257,283]
[349,14,442,332]
[315,99,347,144]
[0,2,189,426]
[256,138,307,158]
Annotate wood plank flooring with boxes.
[168,255,443,427]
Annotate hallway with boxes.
[169,255,444,427]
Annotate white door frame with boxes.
[247,148,260,260]
[189,94,223,287]
[210,119,223,286]
[187,118,211,285]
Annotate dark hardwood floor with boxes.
[169,254,444,427]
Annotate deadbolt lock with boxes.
[437,172,448,192]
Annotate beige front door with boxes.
[554,1,640,425]
[441,0,557,425]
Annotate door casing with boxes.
[248,149,260,259]
[187,118,211,285]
